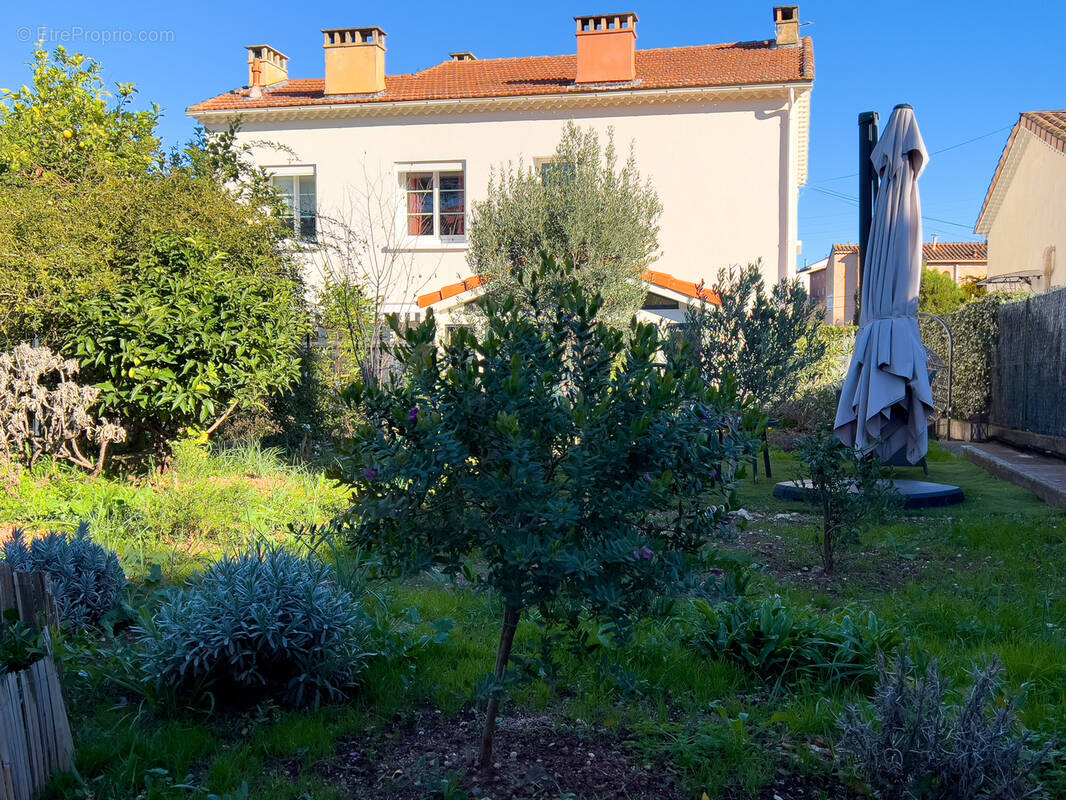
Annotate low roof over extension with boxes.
[417,269,720,311]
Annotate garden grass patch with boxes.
[16,441,1066,798]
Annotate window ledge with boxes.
[386,241,469,253]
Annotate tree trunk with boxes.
[478,604,521,768]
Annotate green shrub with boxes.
[841,656,1051,800]
[920,294,1023,421]
[774,325,857,432]
[468,122,662,325]
[691,596,897,688]
[2,522,126,628]
[67,235,309,446]
[919,267,966,316]
[0,616,49,676]
[342,255,757,763]
[675,263,825,411]
[137,545,373,709]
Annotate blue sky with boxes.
[2,1,1057,268]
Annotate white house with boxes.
[188,7,814,321]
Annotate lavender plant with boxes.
[137,545,374,709]
[2,522,126,628]
[840,656,1051,800]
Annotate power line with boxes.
[810,124,1013,184]
[804,185,974,229]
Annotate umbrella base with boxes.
[773,479,964,510]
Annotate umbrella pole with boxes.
[857,111,880,324]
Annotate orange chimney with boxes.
[773,6,800,47]
[245,45,289,87]
[322,27,387,95]
[574,13,637,84]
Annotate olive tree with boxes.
[468,122,662,325]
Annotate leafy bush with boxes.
[342,256,757,763]
[691,596,896,688]
[0,48,295,348]
[67,236,309,446]
[774,325,857,432]
[675,263,825,410]
[797,429,897,572]
[0,615,49,676]
[137,545,373,709]
[919,268,966,316]
[2,522,126,628]
[841,656,1051,800]
[921,294,1019,421]
[0,343,126,472]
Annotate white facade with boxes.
[190,36,812,315]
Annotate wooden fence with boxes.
[0,564,74,800]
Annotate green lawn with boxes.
[6,442,1064,799]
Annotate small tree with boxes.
[341,256,756,765]
[677,263,825,410]
[796,429,895,573]
[66,236,309,446]
[468,122,662,325]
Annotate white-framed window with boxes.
[534,156,575,186]
[269,168,317,243]
[397,162,466,241]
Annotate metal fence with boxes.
[991,288,1066,438]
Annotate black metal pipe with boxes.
[857,111,879,323]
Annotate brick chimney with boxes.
[774,6,800,47]
[574,13,638,84]
[246,45,288,87]
[322,27,387,95]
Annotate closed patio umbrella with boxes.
[834,104,934,464]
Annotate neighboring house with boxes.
[976,111,1066,291]
[820,244,859,325]
[187,7,814,318]
[815,241,987,325]
[796,254,827,307]
[922,239,987,286]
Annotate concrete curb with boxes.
[959,444,1066,510]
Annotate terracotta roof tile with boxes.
[830,242,986,263]
[922,241,987,262]
[417,275,487,308]
[417,270,719,309]
[1020,111,1066,154]
[190,38,813,113]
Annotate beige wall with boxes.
[986,137,1066,291]
[222,92,807,313]
[823,250,857,325]
[928,261,987,285]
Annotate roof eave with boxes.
[187,80,814,124]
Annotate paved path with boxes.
[944,440,1066,510]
